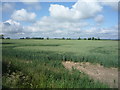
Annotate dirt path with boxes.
[62,61,118,88]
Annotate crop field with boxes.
[2,39,119,88]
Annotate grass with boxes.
[2,39,118,88]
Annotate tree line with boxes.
[0,34,101,40]
[20,37,101,40]
[78,37,100,40]
[0,34,10,39]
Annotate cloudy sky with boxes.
[1,0,118,39]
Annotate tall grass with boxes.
[2,51,108,88]
[2,39,118,88]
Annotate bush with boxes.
[67,38,71,40]
[84,38,87,40]
[78,37,81,40]
[26,37,30,39]
[92,37,95,40]
[98,37,100,40]
[62,37,65,40]
[88,38,91,40]
[47,37,49,40]
[6,37,10,39]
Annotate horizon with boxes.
[2,36,119,40]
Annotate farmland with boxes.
[2,39,118,88]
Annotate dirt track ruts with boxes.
[62,61,118,88]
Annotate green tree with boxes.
[67,38,71,40]
[0,34,4,39]
[6,37,10,39]
[92,37,95,40]
[78,37,81,40]
[84,38,87,40]
[98,37,100,40]
[88,37,91,40]
[26,37,30,39]
[95,38,98,40]
[47,37,49,40]
[62,37,65,40]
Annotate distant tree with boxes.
[26,37,30,39]
[84,38,87,40]
[98,37,100,40]
[0,34,4,39]
[78,37,81,40]
[20,38,24,39]
[6,37,10,39]
[62,37,65,40]
[94,38,98,40]
[88,37,91,40]
[47,37,49,40]
[67,38,71,40]
[54,38,58,40]
[31,37,44,39]
[92,37,95,40]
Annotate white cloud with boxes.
[11,9,36,22]
[2,18,117,39]
[83,26,118,39]
[25,16,89,34]
[1,1,118,39]
[49,4,77,21]
[94,15,104,23]
[49,0,102,21]
[2,19,24,34]
[72,0,103,18]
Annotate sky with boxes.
[0,0,119,39]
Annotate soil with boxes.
[62,61,118,88]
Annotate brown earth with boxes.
[62,61,118,88]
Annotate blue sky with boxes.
[1,1,118,39]
[2,2,76,21]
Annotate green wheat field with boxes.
[2,39,119,88]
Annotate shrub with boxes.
[78,37,81,40]
[88,38,91,40]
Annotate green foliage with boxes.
[98,37,100,40]
[78,37,81,40]
[2,57,108,88]
[62,37,65,40]
[0,34,4,39]
[88,38,92,40]
[84,38,87,40]
[47,37,49,40]
[6,37,10,39]
[2,39,118,88]
[2,39,118,67]
[66,38,71,40]
[92,37,95,40]
[26,37,30,39]
[95,38,98,40]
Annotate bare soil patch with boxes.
[62,61,118,88]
